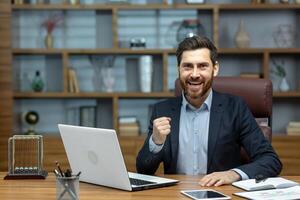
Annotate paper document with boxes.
[232,177,299,191]
[234,185,300,200]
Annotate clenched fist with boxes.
[152,117,171,145]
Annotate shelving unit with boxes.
[0,0,299,171]
[10,1,300,131]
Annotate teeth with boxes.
[189,82,201,85]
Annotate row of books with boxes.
[286,121,300,135]
[119,116,140,136]
[66,106,96,127]
[68,68,80,93]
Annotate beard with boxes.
[180,70,214,102]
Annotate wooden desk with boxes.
[0,173,299,200]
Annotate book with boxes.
[288,121,300,128]
[68,68,80,93]
[119,121,140,136]
[232,177,299,191]
[234,185,300,200]
[240,73,261,78]
[80,106,96,127]
[119,116,137,124]
[286,121,300,135]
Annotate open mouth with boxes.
[188,81,201,86]
[187,81,203,91]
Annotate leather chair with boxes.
[174,77,273,163]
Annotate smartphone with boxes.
[181,189,231,200]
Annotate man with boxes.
[136,36,282,186]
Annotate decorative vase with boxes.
[44,33,53,49]
[15,0,24,4]
[235,20,250,48]
[139,55,153,93]
[279,0,289,3]
[70,0,80,5]
[279,77,290,92]
[273,24,295,48]
[176,19,206,43]
[31,70,44,92]
[101,67,115,92]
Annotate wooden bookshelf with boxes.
[0,0,12,171]
[0,1,299,171]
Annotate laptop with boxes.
[58,124,179,191]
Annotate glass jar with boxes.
[176,19,206,43]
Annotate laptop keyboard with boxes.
[129,178,155,186]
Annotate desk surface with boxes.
[0,172,299,200]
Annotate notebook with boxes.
[234,185,300,200]
[58,124,179,191]
[232,177,299,191]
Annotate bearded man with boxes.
[136,36,282,186]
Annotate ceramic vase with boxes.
[15,0,24,4]
[31,71,44,92]
[235,20,250,48]
[70,0,80,5]
[139,55,153,93]
[44,33,53,49]
[101,67,115,92]
[279,77,290,92]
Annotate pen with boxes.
[76,171,81,177]
[65,169,72,177]
[255,174,267,183]
[56,161,64,177]
[54,169,61,177]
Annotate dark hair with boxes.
[176,36,218,66]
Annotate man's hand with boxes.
[199,170,241,187]
[152,117,171,145]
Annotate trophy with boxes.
[4,135,48,179]
[24,111,39,135]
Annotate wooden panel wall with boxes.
[0,1,12,171]
[42,135,166,173]
[272,135,300,176]
[42,135,300,176]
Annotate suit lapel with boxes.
[207,91,225,171]
[170,97,182,165]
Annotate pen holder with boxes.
[56,176,79,200]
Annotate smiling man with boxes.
[136,36,282,186]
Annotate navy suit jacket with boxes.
[136,91,282,178]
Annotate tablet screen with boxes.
[181,189,231,200]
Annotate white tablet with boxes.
[181,189,231,200]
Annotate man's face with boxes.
[178,48,219,107]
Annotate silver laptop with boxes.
[58,124,179,191]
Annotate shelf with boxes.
[14,91,300,99]
[13,92,174,99]
[11,3,173,10]
[218,3,300,10]
[12,48,169,55]
[12,48,300,55]
[12,3,300,11]
[219,48,265,54]
[273,92,300,98]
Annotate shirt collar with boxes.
[181,89,213,112]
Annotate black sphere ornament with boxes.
[25,111,39,125]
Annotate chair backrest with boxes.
[174,77,273,163]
